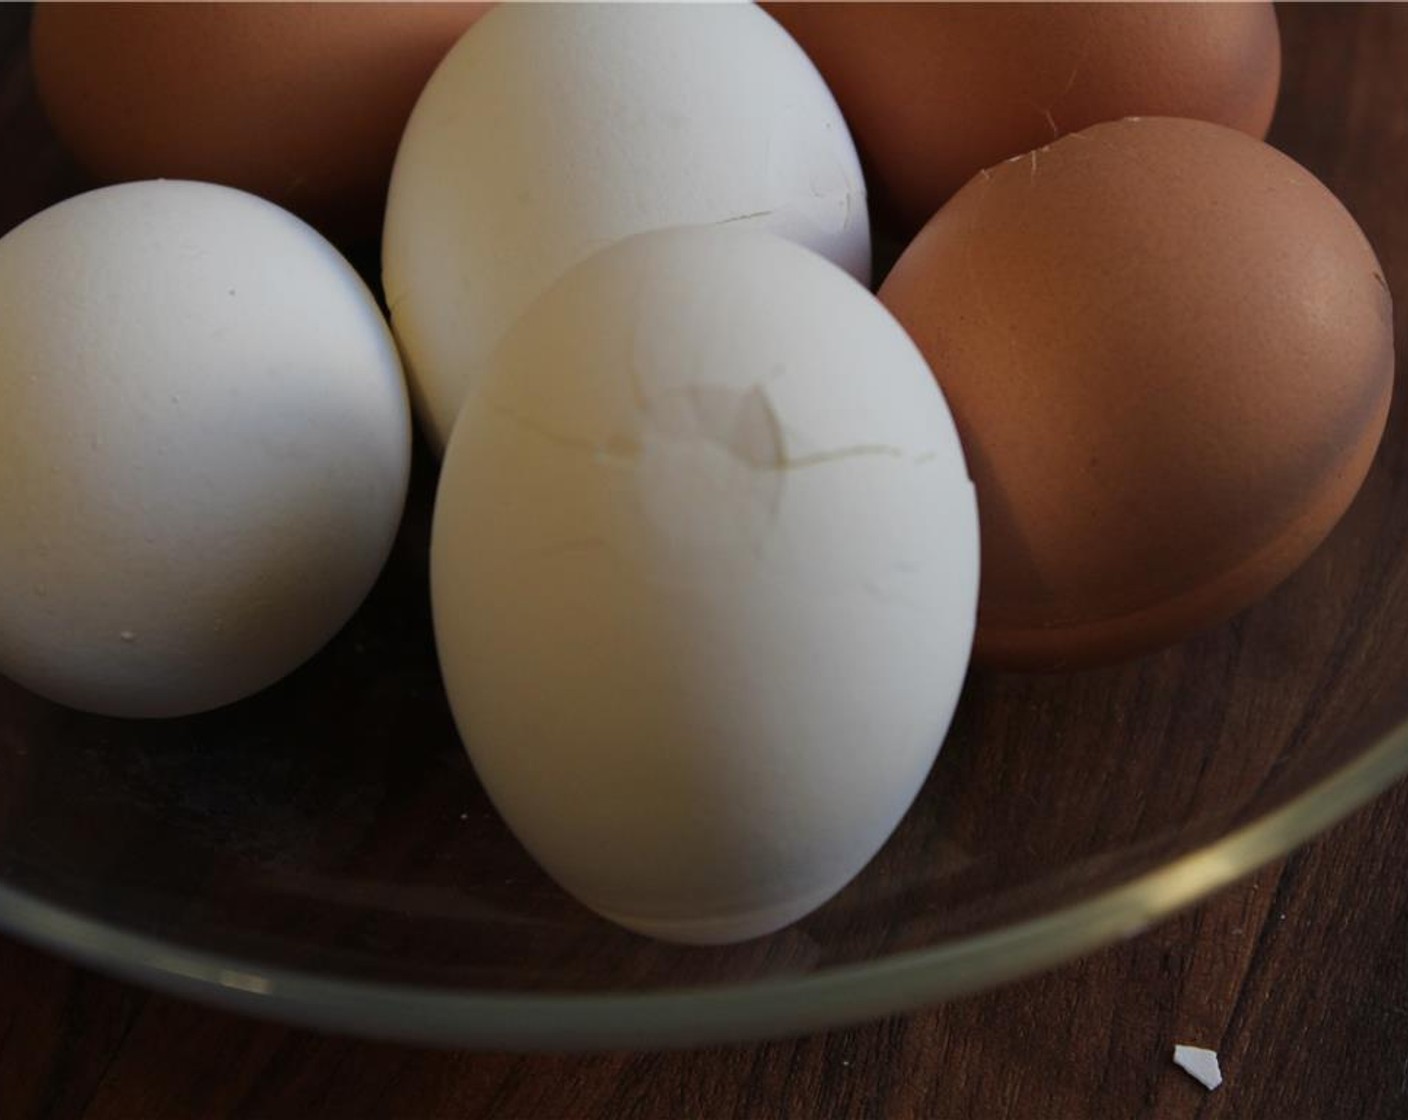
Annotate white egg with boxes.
[383,2,869,452]
[0,181,410,718]
[432,228,977,944]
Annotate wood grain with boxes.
[2,3,1408,1117]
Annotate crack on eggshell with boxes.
[1022,95,1061,143]
[1061,58,1084,97]
[479,390,937,474]
[1040,106,1060,142]
[783,444,914,469]
[712,186,864,244]
[478,396,624,460]
[715,208,780,226]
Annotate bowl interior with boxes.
[3,424,1407,1000]
[2,0,1408,1048]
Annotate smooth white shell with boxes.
[432,228,977,944]
[383,2,870,452]
[0,181,411,718]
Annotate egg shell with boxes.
[768,2,1281,232]
[383,2,869,453]
[29,2,489,239]
[878,117,1394,670]
[0,181,411,718]
[432,227,977,944]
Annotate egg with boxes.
[768,2,1281,233]
[432,227,977,944]
[383,2,869,453]
[878,117,1394,670]
[0,181,411,718]
[29,2,489,239]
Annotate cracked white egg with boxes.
[431,227,978,944]
[0,181,410,718]
[383,1,869,452]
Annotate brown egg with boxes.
[30,2,490,240]
[767,2,1281,233]
[878,117,1394,670]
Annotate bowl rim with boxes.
[3,707,1407,1050]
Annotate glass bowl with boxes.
[2,3,1406,1050]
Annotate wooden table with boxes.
[3,4,1408,1117]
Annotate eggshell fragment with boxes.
[0,182,411,717]
[879,117,1394,669]
[432,227,977,943]
[384,2,869,452]
[1173,1045,1224,1091]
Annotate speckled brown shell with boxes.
[768,2,1282,233]
[879,117,1394,669]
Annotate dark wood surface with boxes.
[3,4,1408,1117]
